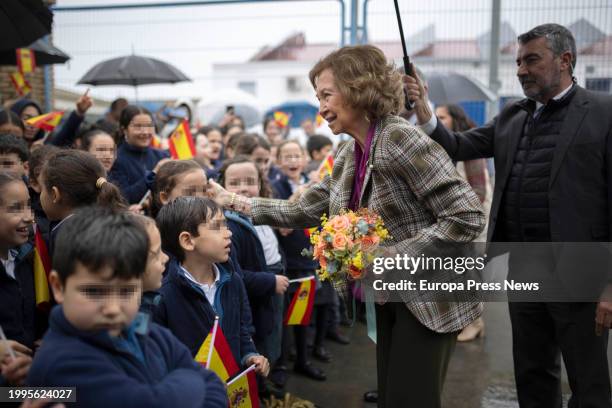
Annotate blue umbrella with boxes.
[265,100,319,128]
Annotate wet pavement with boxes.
[285,302,612,408]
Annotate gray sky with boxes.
[53,0,611,102]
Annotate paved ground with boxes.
[285,302,612,408]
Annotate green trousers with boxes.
[376,303,457,408]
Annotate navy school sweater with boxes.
[225,211,277,339]
[153,257,258,366]
[27,306,227,408]
[108,142,170,204]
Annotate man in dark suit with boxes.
[406,23,612,407]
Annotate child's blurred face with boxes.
[206,130,223,161]
[224,162,260,198]
[50,264,142,337]
[251,146,271,175]
[188,212,232,263]
[0,181,32,250]
[0,153,26,177]
[161,169,208,205]
[0,123,24,138]
[278,142,304,180]
[20,105,41,141]
[195,135,209,161]
[312,145,333,162]
[88,133,116,173]
[142,224,169,292]
[39,172,63,221]
[265,122,282,146]
[125,114,154,149]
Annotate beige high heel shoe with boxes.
[457,317,485,342]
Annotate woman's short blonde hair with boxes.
[309,45,404,122]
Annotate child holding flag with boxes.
[26,207,227,407]
[0,172,43,385]
[154,197,270,379]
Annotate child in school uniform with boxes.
[27,206,227,407]
[39,149,126,257]
[0,172,38,386]
[154,196,269,377]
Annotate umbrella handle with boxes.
[403,56,416,110]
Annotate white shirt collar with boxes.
[180,264,220,288]
[535,83,574,110]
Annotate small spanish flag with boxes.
[9,72,32,96]
[284,276,315,325]
[315,113,324,127]
[195,317,239,382]
[273,111,289,128]
[168,120,196,160]
[150,135,162,149]
[317,153,334,180]
[26,111,64,132]
[16,48,36,74]
[227,365,260,408]
[33,226,52,310]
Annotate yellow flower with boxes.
[352,252,363,269]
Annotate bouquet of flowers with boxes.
[302,209,390,283]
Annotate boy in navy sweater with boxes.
[154,196,269,376]
[27,206,227,408]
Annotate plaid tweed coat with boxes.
[252,115,485,333]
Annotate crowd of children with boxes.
[0,96,347,407]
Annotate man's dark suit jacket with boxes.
[429,86,612,296]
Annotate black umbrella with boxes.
[77,54,191,87]
[0,39,70,66]
[0,0,53,51]
[393,0,415,110]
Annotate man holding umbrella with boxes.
[407,23,612,407]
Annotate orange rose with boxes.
[330,215,351,232]
[313,241,326,258]
[360,235,380,252]
[332,233,350,250]
[319,257,327,269]
[348,264,363,279]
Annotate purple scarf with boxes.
[348,122,376,210]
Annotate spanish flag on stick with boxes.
[317,152,334,180]
[9,72,32,96]
[33,225,52,310]
[168,120,196,160]
[226,364,260,408]
[273,111,289,128]
[195,316,239,382]
[16,48,36,74]
[284,276,315,325]
[26,111,64,132]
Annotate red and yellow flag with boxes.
[9,72,32,96]
[26,111,64,132]
[195,317,239,382]
[315,113,324,127]
[227,365,260,408]
[150,135,162,149]
[168,120,196,160]
[16,48,36,74]
[33,226,51,309]
[284,277,315,325]
[317,153,334,180]
[273,111,289,128]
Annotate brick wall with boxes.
[1,0,56,110]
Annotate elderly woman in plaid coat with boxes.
[209,44,485,407]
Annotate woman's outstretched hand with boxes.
[206,179,231,208]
